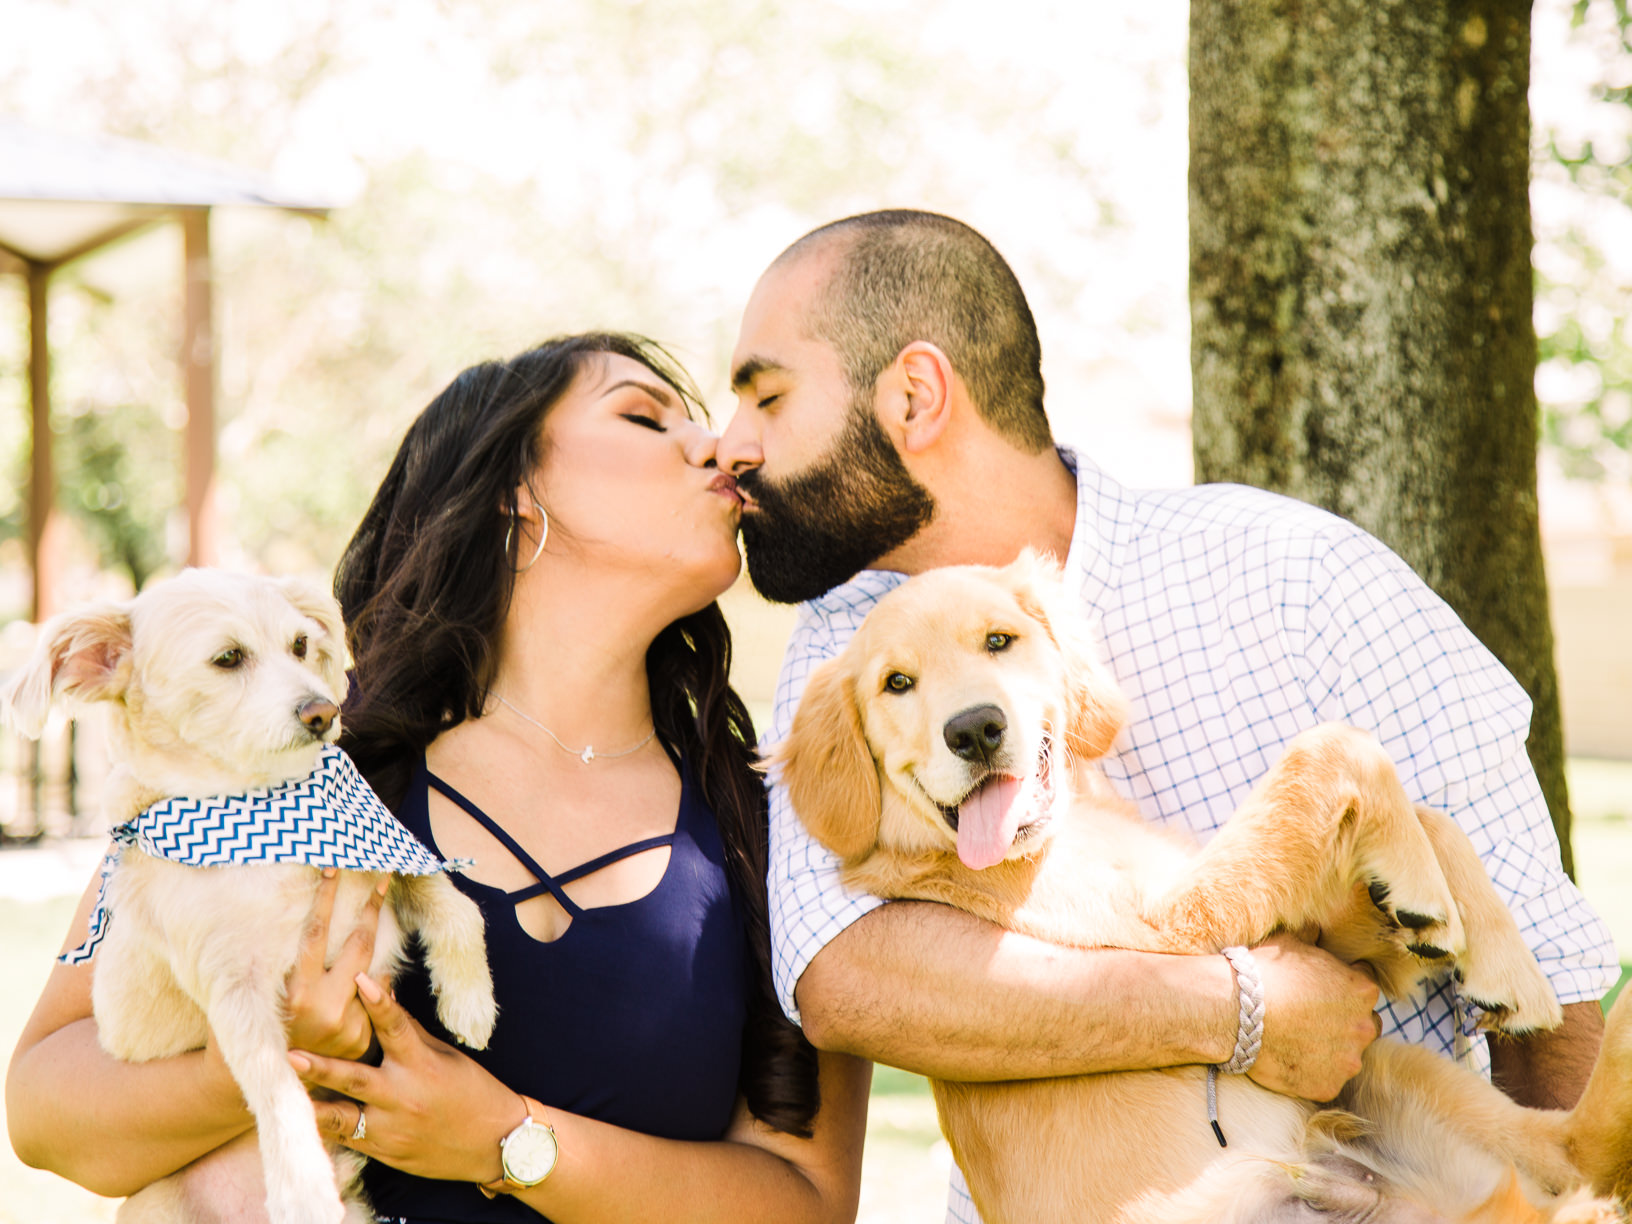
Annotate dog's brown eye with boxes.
[212,647,246,670]
[986,632,1015,653]
[884,672,915,694]
[291,635,308,659]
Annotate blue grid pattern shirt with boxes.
[762,448,1618,1224]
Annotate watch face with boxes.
[503,1120,559,1185]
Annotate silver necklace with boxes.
[491,692,656,764]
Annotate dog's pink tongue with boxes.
[957,776,1024,871]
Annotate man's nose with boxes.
[716,408,763,476]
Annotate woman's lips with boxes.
[710,474,745,507]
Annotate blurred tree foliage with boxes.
[0,0,1625,605]
[1535,0,1632,482]
[1,0,1146,603]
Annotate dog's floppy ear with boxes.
[0,604,135,739]
[1004,549,1129,761]
[770,655,882,863]
[277,576,350,693]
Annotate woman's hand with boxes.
[291,973,520,1185]
[281,869,387,1061]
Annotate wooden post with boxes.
[182,207,218,567]
[26,260,64,624]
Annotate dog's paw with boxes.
[1362,861,1466,967]
[1547,1188,1625,1224]
[432,963,498,1050]
[1459,947,1563,1035]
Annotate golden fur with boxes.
[1,569,496,1224]
[772,554,1632,1223]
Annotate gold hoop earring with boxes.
[506,511,548,572]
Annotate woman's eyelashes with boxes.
[621,412,666,432]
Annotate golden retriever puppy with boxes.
[773,554,1632,1224]
[1,569,496,1224]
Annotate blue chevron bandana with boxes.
[61,746,464,965]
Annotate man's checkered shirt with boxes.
[762,448,1618,1224]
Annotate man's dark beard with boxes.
[737,398,935,604]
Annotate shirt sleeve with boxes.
[1290,527,1620,1007]
[761,587,896,1024]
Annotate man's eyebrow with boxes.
[601,378,676,408]
[731,357,787,392]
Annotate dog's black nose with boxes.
[944,704,1007,765]
[298,697,338,737]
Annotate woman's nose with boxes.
[683,421,721,469]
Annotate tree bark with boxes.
[1189,0,1574,874]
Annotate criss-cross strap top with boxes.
[424,769,677,922]
[371,745,748,1224]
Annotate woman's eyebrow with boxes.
[601,378,676,408]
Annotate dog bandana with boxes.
[61,746,465,965]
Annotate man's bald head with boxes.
[774,210,1051,452]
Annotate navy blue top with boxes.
[363,749,749,1223]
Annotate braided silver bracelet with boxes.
[1206,945,1265,1146]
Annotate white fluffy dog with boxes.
[1,569,496,1224]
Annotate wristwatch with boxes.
[478,1096,559,1198]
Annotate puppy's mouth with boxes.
[276,727,335,755]
[928,733,1055,871]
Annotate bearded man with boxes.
[717,208,1618,1224]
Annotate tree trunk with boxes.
[1188,0,1574,874]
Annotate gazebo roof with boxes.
[0,118,335,269]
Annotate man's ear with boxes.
[0,604,135,738]
[886,341,955,455]
[768,657,882,863]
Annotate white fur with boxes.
[1,569,496,1224]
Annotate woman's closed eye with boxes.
[621,413,666,432]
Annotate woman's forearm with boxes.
[507,1051,870,1224]
[302,1022,870,1224]
[7,1016,252,1198]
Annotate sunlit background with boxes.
[0,2,1628,1221]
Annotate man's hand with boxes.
[1245,931,1381,1102]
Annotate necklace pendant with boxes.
[580,745,596,764]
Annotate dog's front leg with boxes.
[1410,806,1559,1034]
[389,874,497,1049]
[204,974,347,1224]
[1143,724,1463,963]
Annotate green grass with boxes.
[1606,964,1632,1012]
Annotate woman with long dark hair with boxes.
[7,333,868,1222]
[311,332,867,1221]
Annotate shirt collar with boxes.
[1057,444,1133,615]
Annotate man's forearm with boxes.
[794,901,1384,1102]
[1488,999,1605,1110]
[795,900,1241,1080]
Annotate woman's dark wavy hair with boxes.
[333,332,819,1136]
